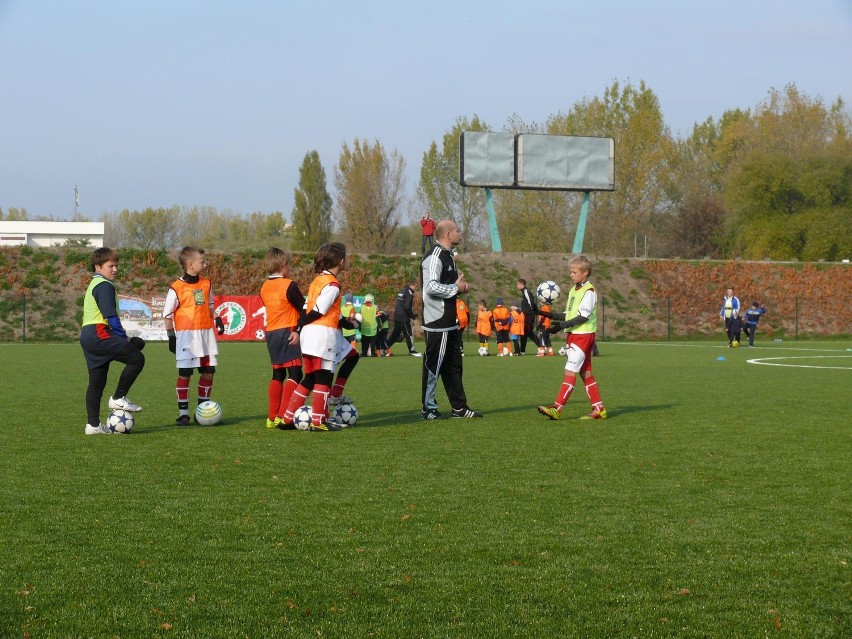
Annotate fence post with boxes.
[22,293,27,343]
[667,297,671,341]
[795,297,799,340]
[600,297,605,341]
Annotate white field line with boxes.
[745,355,852,370]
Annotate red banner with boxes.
[213,295,267,341]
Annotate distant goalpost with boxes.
[459,132,616,253]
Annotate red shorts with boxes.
[564,333,596,374]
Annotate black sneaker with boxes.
[421,409,444,420]
[175,415,190,426]
[451,407,484,418]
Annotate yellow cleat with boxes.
[579,409,608,420]
[265,417,280,429]
[537,405,560,420]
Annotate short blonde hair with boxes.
[264,247,290,275]
[569,255,592,277]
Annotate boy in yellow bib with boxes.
[537,255,607,420]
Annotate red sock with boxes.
[331,378,347,399]
[555,373,576,409]
[584,375,604,412]
[311,384,330,425]
[268,379,284,420]
[282,385,310,422]
[279,378,298,418]
[176,377,190,414]
[198,378,213,403]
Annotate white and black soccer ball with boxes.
[107,409,135,434]
[558,346,567,357]
[333,402,358,428]
[293,406,312,431]
[195,400,223,426]
[477,346,488,356]
[537,280,561,304]
[255,329,265,340]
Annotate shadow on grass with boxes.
[130,413,270,434]
[604,403,675,417]
[127,405,680,433]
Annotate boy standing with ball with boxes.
[163,246,225,425]
[280,242,360,431]
[537,255,607,420]
[79,247,145,434]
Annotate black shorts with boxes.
[266,327,302,367]
[80,324,126,369]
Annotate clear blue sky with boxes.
[1,0,850,221]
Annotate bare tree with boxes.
[334,138,406,253]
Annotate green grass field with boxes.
[1,339,850,638]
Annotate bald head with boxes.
[435,219,462,249]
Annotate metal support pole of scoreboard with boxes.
[572,191,591,254]
[485,188,503,253]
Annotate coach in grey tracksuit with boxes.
[420,220,483,420]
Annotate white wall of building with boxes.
[0,221,104,247]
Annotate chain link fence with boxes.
[2,289,848,344]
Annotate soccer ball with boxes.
[478,346,488,356]
[558,346,567,356]
[195,401,223,426]
[537,280,561,304]
[255,329,265,340]
[107,409,135,434]
[333,402,358,428]
[293,406,312,431]
[731,340,740,348]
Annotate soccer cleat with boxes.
[175,415,191,426]
[579,409,608,420]
[450,407,483,418]
[310,420,342,432]
[276,420,296,430]
[537,405,561,420]
[328,395,353,406]
[409,351,422,357]
[84,422,110,435]
[265,417,280,429]
[109,396,142,412]
[421,408,444,420]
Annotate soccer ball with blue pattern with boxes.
[536,280,561,304]
[293,406,312,431]
[477,346,488,356]
[333,402,358,428]
[107,409,135,434]
[195,401,222,426]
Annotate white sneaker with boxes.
[328,395,353,406]
[109,396,142,412]
[409,351,422,357]
[85,423,110,435]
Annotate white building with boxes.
[0,221,104,247]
